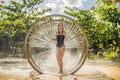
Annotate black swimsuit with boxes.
[57,33,65,48]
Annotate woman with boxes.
[52,23,66,74]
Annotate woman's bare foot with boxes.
[58,70,63,74]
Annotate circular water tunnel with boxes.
[24,14,88,75]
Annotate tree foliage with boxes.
[0,0,51,56]
[97,0,120,9]
[64,1,120,54]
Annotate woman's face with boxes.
[58,23,63,31]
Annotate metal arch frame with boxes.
[24,14,88,74]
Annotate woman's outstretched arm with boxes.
[63,31,67,40]
[51,32,57,41]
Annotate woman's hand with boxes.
[51,38,56,41]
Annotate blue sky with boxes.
[39,0,97,15]
[1,0,97,15]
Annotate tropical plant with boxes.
[64,2,120,54]
[0,0,51,57]
[97,0,120,9]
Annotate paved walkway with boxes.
[0,58,120,80]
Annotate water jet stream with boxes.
[24,14,88,75]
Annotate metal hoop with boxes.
[24,14,88,75]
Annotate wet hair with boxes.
[58,23,64,34]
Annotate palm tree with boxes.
[97,0,120,9]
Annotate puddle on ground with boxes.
[26,73,112,80]
[0,59,120,80]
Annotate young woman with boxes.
[52,23,66,74]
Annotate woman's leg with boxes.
[56,46,65,73]
[56,53,63,73]
[59,46,65,73]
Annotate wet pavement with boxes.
[0,58,120,80]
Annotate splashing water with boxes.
[25,15,88,75]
